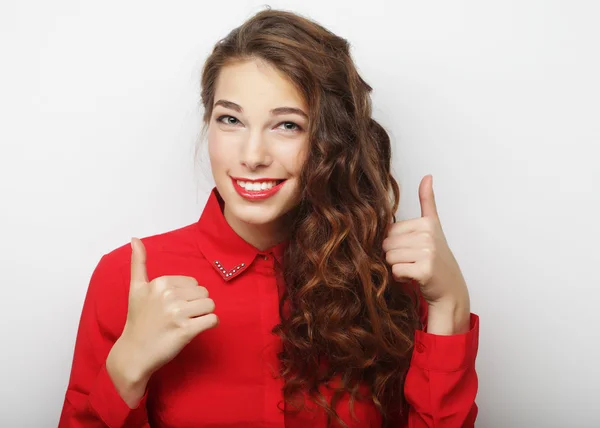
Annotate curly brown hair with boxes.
[199,8,422,427]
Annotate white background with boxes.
[1,1,598,427]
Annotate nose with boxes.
[240,130,271,170]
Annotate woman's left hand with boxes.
[382,175,471,334]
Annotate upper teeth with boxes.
[237,180,279,191]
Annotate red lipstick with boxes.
[231,177,287,201]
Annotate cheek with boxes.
[207,127,227,165]
[278,139,309,174]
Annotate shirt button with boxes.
[263,255,269,260]
[415,342,425,353]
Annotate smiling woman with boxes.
[59,7,478,428]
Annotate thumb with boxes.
[419,175,439,218]
[130,237,149,284]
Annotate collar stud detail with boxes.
[214,260,246,279]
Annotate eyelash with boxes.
[215,115,303,133]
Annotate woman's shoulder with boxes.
[99,220,202,271]
[89,220,202,293]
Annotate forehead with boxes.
[214,58,307,111]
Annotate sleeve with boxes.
[58,254,150,428]
[401,299,479,428]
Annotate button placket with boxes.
[214,260,246,279]
[253,253,276,276]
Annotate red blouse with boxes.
[59,188,479,427]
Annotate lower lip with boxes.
[232,178,286,201]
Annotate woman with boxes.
[59,8,479,428]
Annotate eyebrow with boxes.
[213,99,308,120]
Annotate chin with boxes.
[231,200,287,224]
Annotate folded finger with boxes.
[181,298,216,318]
[385,248,426,265]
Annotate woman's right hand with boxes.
[106,237,218,407]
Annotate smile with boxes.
[231,177,287,201]
[236,180,281,191]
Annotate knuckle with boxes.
[153,276,169,291]
[167,304,181,318]
[161,288,173,301]
[384,236,398,249]
[421,231,433,244]
[385,251,394,264]
[205,313,219,328]
[422,247,434,256]
[384,236,399,251]
[197,286,209,297]
[204,298,216,313]
[178,317,190,330]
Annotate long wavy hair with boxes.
[199,8,421,427]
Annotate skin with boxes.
[106,59,471,409]
[382,175,471,335]
[207,58,310,251]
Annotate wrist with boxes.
[427,292,471,335]
[106,336,151,408]
[113,333,154,382]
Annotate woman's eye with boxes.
[216,115,301,132]
[216,115,240,126]
[278,122,302,132]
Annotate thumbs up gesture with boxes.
[116,238,219,380]
[382,175,469,309]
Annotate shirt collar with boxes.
[196,187,288,281]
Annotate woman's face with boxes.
[207,58,309,233]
